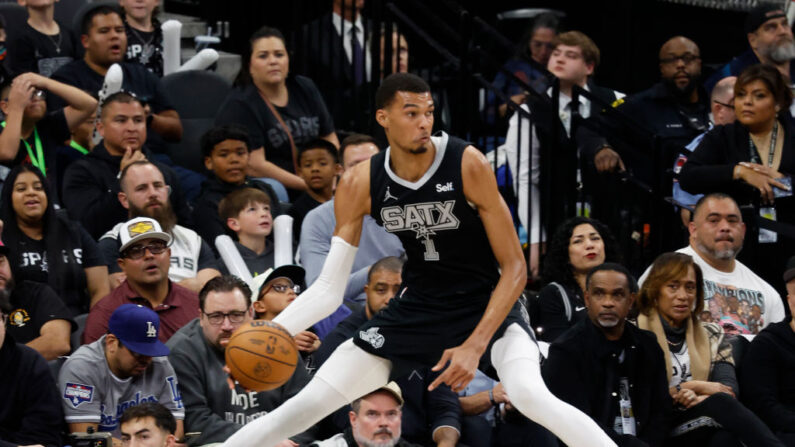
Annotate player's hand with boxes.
[273,439,298,447]
[429,343,482,392]
[293,331,321,353]
[594,147,625,173]
[119,145,146,172]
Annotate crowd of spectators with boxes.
[1,1,795,447]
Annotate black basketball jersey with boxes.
[370,132,500,299]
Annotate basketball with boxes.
[225,320,298,391]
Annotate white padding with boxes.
[273,236,357,335]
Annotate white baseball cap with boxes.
[118,217,172,253]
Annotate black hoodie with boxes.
[740,318,795,436]
[62,141,192,239]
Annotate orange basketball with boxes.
[225,320,298,391]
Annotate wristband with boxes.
[488,389,497,407]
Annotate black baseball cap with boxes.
[745,4,787,34]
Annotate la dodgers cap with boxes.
[745,4,787,34]
[108,304,170,357]
[784,255,795,283]
[118,217,172,253]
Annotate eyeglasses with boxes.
[659,54,700,65]
[202,310,248,326]
[31,89,46,100]
[262,280,301,297]
[713,100,734,109]
[122,241,168,260]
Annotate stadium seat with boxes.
[54,0,90,34]
[0,3,28,36]
[70,313,88,352]
[162,69,232,173]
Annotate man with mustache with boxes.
[543,263,672,447]
[166,275,312,446]
[639,193,785,335]
[82,217,199,344]
[705,4,795,95]
[59,303,185,441]
[98,160,220,292]
[312,382,421,447]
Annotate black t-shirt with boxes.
[288,193,323,241]
[124,22,164,77]
[13,225,105,315]
[50,60,174,152]
[6,280,75,344]
[0,109,70,203]
[5,21,80,77]
[215,76,335,174]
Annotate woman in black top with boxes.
[532,216,620,342]
[216,26,339,197]
[0,164,108,315]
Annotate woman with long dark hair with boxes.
[216,26,339,199]
[0,164,108,315]
[637,252,783,447]
[533,216,620,342]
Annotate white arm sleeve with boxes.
[274,236,358,335]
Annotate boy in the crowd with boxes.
[288,138,341,239]
[192,124,282,246]
[120,0,164,77]
[5,0,81,77]
[218,187,274,278]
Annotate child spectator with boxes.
[5,0,80,77]
[192,124,282,245]
[120,0,164,76]
[288,138,341,239]
[218,187,274,277]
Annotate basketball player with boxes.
[221,73,617,447]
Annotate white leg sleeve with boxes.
[492,324,617,447]
[274,236,358,335]
[221,339,392,447]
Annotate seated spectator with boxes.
[288,138,342,238]
[543,263,671,447]
[637,252,781,446]
[672,76,737,226]
[192,124,282,245]
[120,402,178,447]
[532,216,620,342]
[166,276,313,446]
[679,65,795,285]
[639,193,786,335]
[99,161,220,292]
[215,26,338,197]
[0,235,73,360]
[50,4,182,152]
[315,257,462,446]
[299,133,404,308]
[5,0,81,77]
[83,217,199,344]
[62,91,191,239]
[0,72,97,202]
[59,303,185,440]
[218,187,275,276]
[120,0,164,77]
[739,255,795,445]
[0,164,109,315]
[311,382,422,447]
[0,286,63,447]
[705,4,795,94]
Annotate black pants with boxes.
[666,392,784,447]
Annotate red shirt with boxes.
[82,280,199,345]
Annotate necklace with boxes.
[46,30,62,54]
[128,26,156,64]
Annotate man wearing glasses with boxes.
[83,216,199,344]
[166,275,313,446]
[59,303,185,441]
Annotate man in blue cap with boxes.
[58,303,185,442]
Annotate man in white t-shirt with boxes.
[639,193,785,335]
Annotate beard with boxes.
[129,199,177,233]
[696,239,742,261]
[354,427,400,447]
[768,39,795,63]
[408,146,428,154]
[663,72,700,100]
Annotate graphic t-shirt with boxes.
[639,245,786,335]
[669,343,693,388]
[5,21,79,77]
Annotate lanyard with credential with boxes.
[0,120,46,176]
[69,139,88,155]
[748,120,779,167]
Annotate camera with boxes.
[68,428,112,447]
